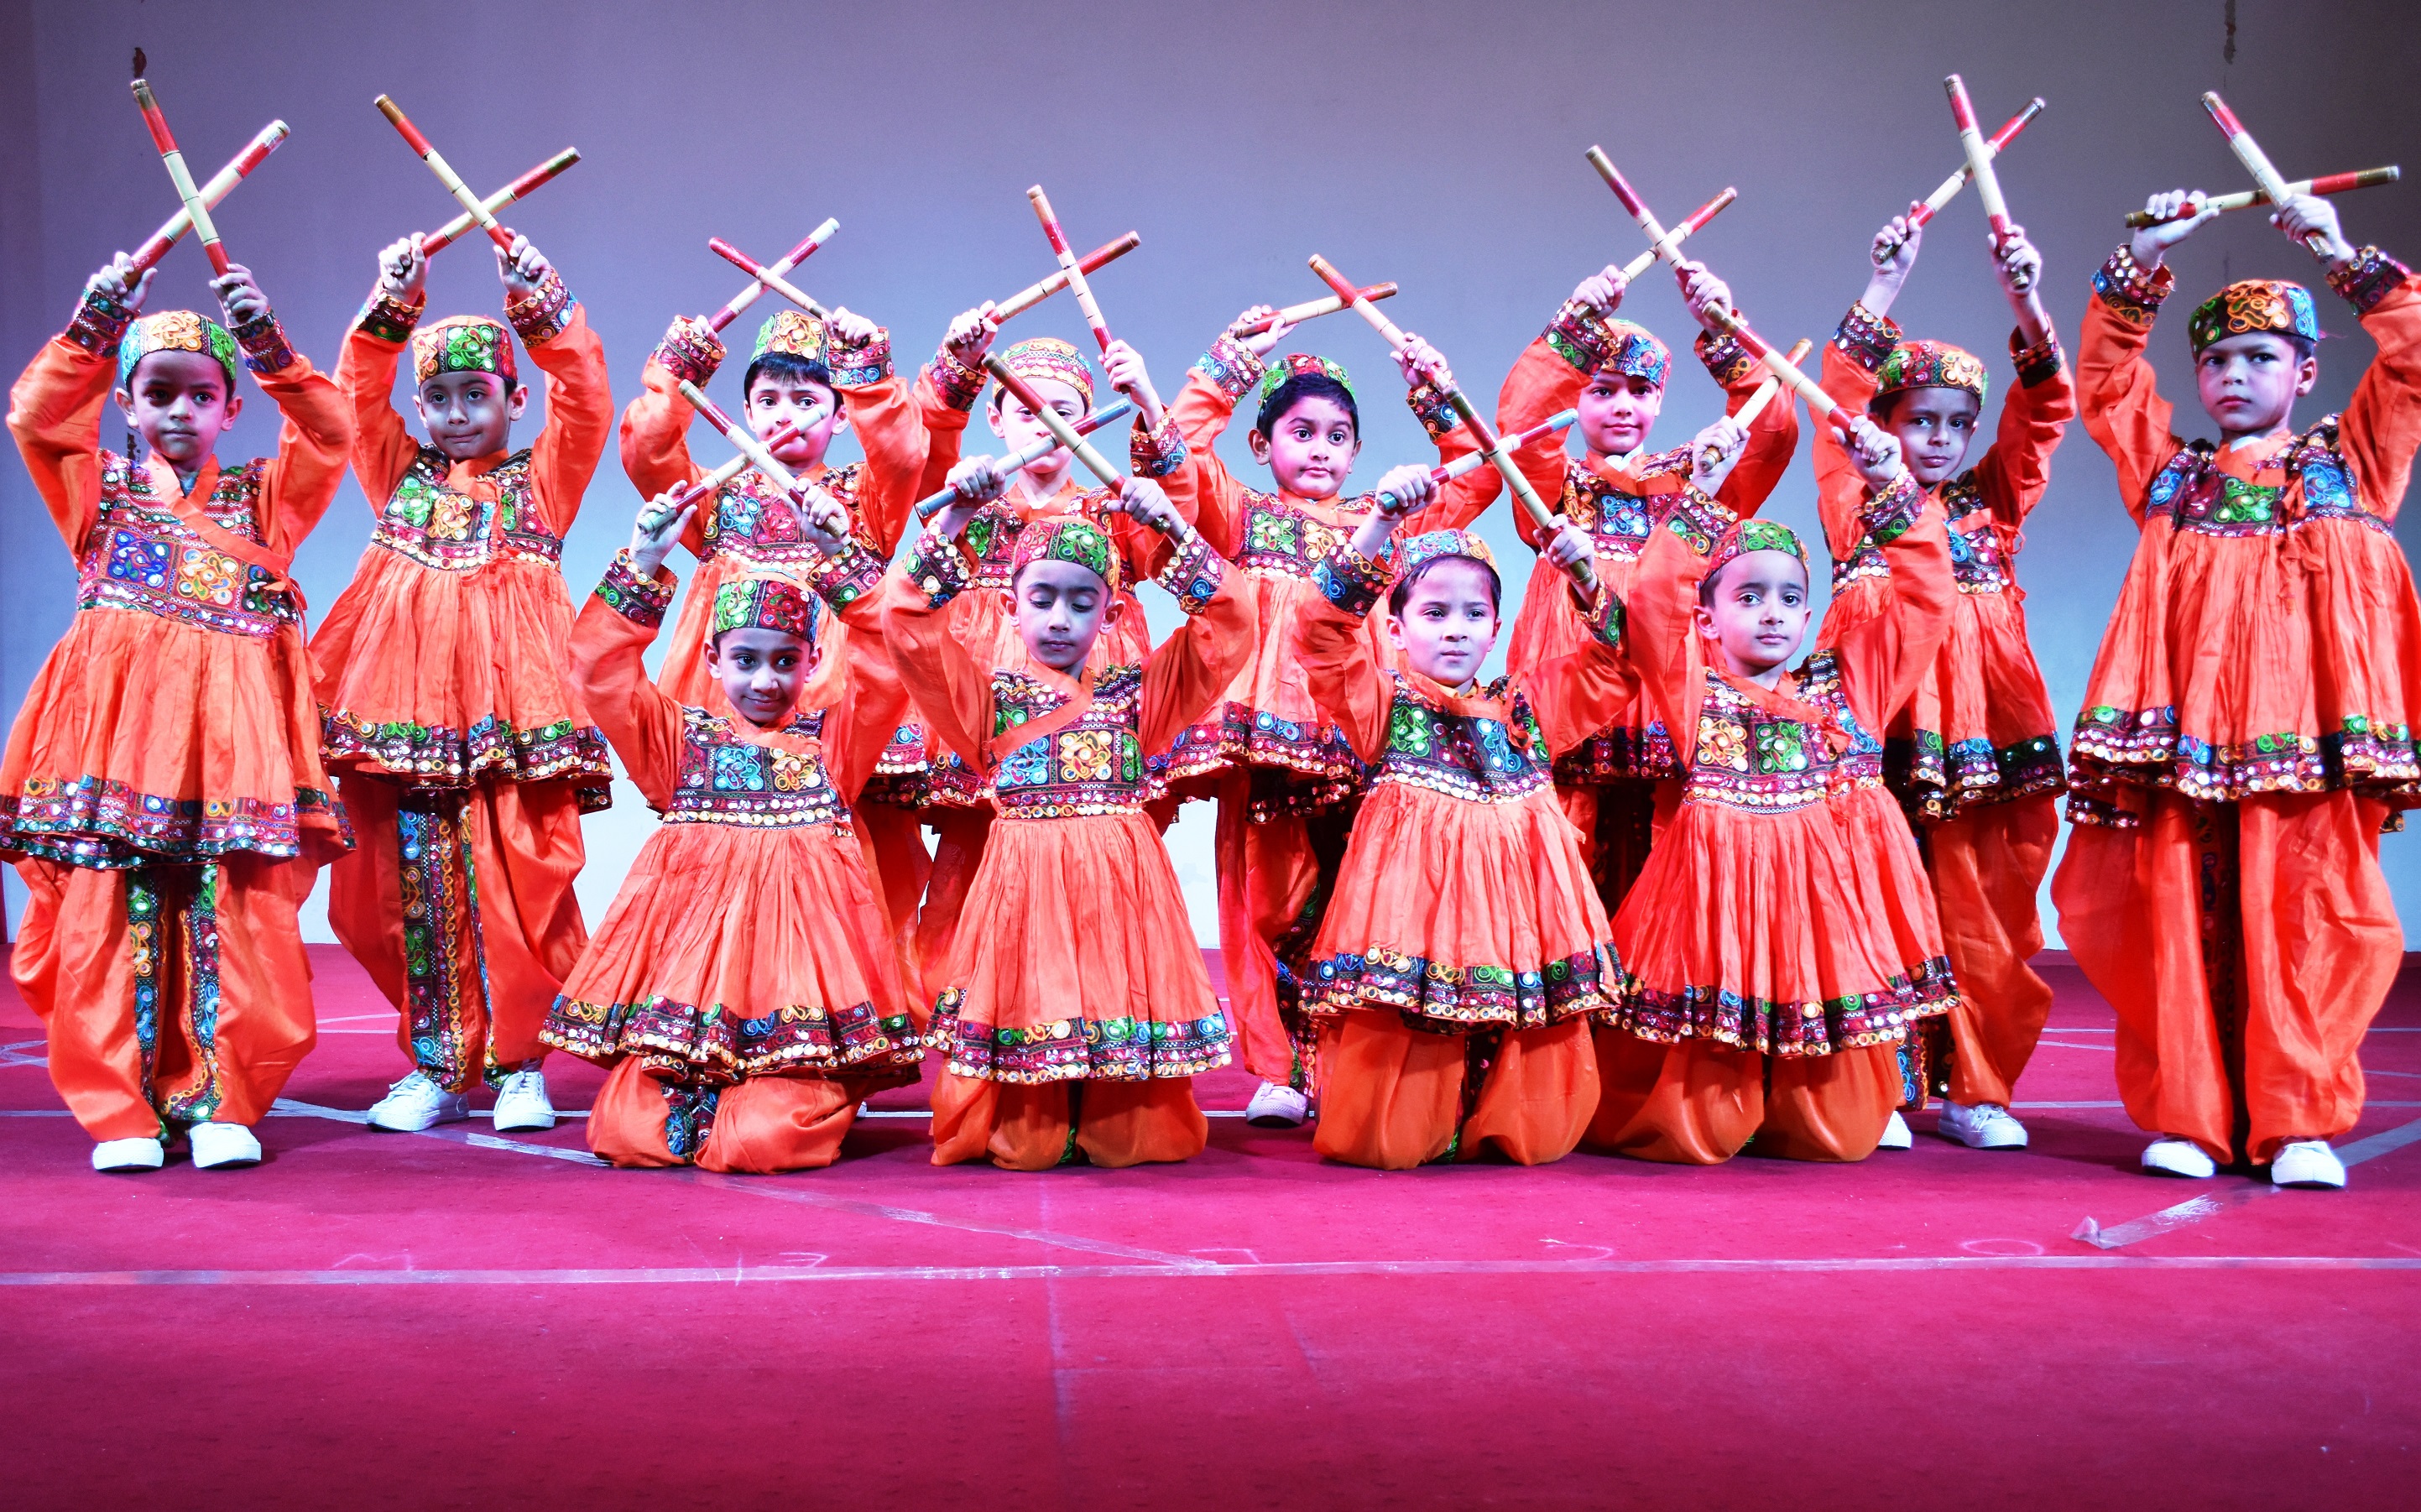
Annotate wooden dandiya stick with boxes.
[422,148,582,255]
[1699,305,1860,435]
[1702,338,1812,468]
[979,354,1124,489]
[2123,165,2402,227]
[129,78,233,276]
[709,237,828,319]
[676,381,842,512]
[1907,97,2043,232]
[667,420,803,510]
[1234,283,1399,338]
[1371,410,1577,513]
[1944,75,2017,244]
[1584,149,1727,277]
[1306,253,1417,350]
[128,120,289,274]
[373,94,514,253]
[704,221,838,332]
[1617,186,1736,282]
[1026,185,1114,355]
[2200,92,2333,258]
[912,399,1136,520]
[992,232,1140,322]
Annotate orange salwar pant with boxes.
[1214,773,1352,1089]
[13,852,317,1140]
[2053,787,2399,1165]
[914,809,990,1011]
[1587,1028,1904,1163]
[587,1058,891,1172]
[1312,1014,1598,1170]
[928,1071,1209,1170]
[855,798,931,1004]
[1559,779,1661,919]
[327,773,588,1092]
[1924,791,2058,1108]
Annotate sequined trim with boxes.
[65,285,138,356]
[1154,532,1224,615]
[231,310,297,375]
[0,779,344,868]
[900,529,973,607]
[1129,413,1188,479]
[806,538,884,613]
[926,349,985,411]
[1862,471,1924,545]
[1156,703,1364,792]
[1891,731,2065,822]
[654,317,725,388]
[990,665,1153,819]
[2327,244,2410,318]
[1306,942,1618,1032]
[1194,334,1265,402]
[1407,382,1458,441]
[1683,653,1884,816]
[2069,708,2421,807]
[1697,329,1756,387]
[596,550,675,625]
[504,267,573,347]
[321,710,613,788]
[1313,541,1391,617]
[543,990,919,1077]
[826,326,892,388]
[927,990,1233,1082]
[76,455,300,639]
[2010,325,2064,388]
[371,449,566,571]
[1834,301,1901,374]
[1615,955,1957,1056]
[2093,245,2173,329]
[357,289,425,346]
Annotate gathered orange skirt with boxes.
[1158,567,1370,800]
[1507,550,1671,784]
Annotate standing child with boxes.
[1811,209,2073,1150]
[2053,192,2420,1188]
[311,231,612,1134]
[5,253,351,1170]
[883,476,1250,1169]
[539,487,918,1170]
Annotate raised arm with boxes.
[1811,304,1893,562]
[827,321,926,556]
[512,263,612,535]
[879,529,999,773]
[2078,248,2184,522]
[1494,303,1604,549]
[616,317,716,529]
[1521,584,1636,758]
[1971,323,2075,529]
[8,283,131,552]
[1166,335,1264,558]
[1396,334,1487,533]
[237,304,354,557]
[1136,534,1254,755]
[1704,328,1800,517]
[1294,540,1400,764]
[566,552,691,806]
[1830,472,1954,731]
[1625,485,1727,744]
[337,284,427,509]
[801,538,909,803]
[2327,246,2421,522]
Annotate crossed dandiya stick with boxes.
[913,399,1135,521]
[676,381,846,519]
[128,118,287,274]
[129,76,237,276]
[2196,91,2394,257]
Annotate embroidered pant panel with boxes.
[1585,1028,1902,1164]
[928,1070,1208,1170]
[12,852,316,1140]
[1559,779,1662,919]
[1310,1014,1597,1170]
[914,808,990,1012]
[586,1058,880,1172]
[327,773,589,1092]
[1214,772,1352,1088]
[2053,787,2398,1165]
[1926,790,2058,1108]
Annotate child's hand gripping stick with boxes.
[422,149,582,256]
[1370,410,1578,511]
[913,398,1136,521]
[373,93,515,253]
[2123,165,2401,227]
[2201,92,2335,258]
[130,77,235,276]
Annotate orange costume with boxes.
[4,293,350,1140]
[1490,302,1801,918]
[1812,306,2074,1111]
[311,266,612,1094]
[1292,530,1635,1169]
[1156,340,1482,1092]
[2052,244,2421,1166]
[1594,478,1959,1163]
[540,545,920,1171]
[883,518,1250,1169]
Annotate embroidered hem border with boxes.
[1302,943,1620,1032]
[321,709,615,788]
[540,993,923,1080]
[0,780,347,868]
[926,990,1233,1082]
[1156,702,1364,790]
[1614,955,1957,1056]
[2069,712,2421,809]
[1887,732,2066,821]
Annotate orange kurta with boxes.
[312,270,612,1092]
[1291,537,1636,1169]
[2052,243,2421,1165]
[883,525,1250,1169]
[4,290,349,1139]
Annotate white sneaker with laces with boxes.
[368,1071,469,1132]
[1243,1082,1310,1128]
[1877,1110,1914,1150]
[490,1067,557,1132]
[2141,1136,2217,1178]
[2269,1139,2347,1189]
[91,1136,164,1172]
[189,1121,262,1170]
[1938,1099,2029,1150]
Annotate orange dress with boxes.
[311,269,613,1094]
[1594,476,1958,1164]
[4,291,349,1139]
[1813,304,2074,1110]
[2051,243,2421,1165]
[882,525,1250,1169]
[1291,539,1636,1169]
[541,543,920,1171]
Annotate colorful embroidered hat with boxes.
[712,570,818,641]
[1707,517,1808,581]
[117,310,238,394]
[2189,278,2323,353]
[752,309,827,365]
[1396,529,1498,579]
[997,336,1093,409]
[412,315,516,386]
[1877,339,1989,404]
[1011,515,1120,592]
[1591,316,1672,389]
[1258,352,1355,401]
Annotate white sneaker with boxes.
[1938,1099,2029,1150]
[2269,1139,2347,1189]
[189,1121,262,1170]
[1243,1081,1310,1128]
[91,1136,164,1172]
[490,1067,557,1132]
[1877,1110,1914,1150]
[2141,1136,2217,1179]
[367,1071,469,1131]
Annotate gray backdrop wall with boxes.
[4,0,2418,944]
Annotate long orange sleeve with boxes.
[2077,253,2181,524]
[1615,496,1718,747]
[520,299,611,538]
[336,288,429,510]
[1971,328,2077,529]
[1829,476,1954,733]
[566,555,691,806]
[1523,593,1636,757]
[1133,536,1253,754]
[10,331,127,553]
[2330,259,2421,522]
[1291,547,1396,765]
[615,349,712,525]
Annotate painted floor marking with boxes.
[2074,1113,2421,1250]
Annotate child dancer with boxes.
[2053,192,2420,1188]
[884,475,1249,1169]
[1813,210,2073,1149]
[5,253,350,1170]
[1594,421,1959,1164]
[539,487,917,1170]
[1290,485,1641,1169]
[312,231,611,1134]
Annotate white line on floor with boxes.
[2074,1114,2421,1250]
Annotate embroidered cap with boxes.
[712,570,818,641]
[1397,529,1498,579]
[412,315,517,386]
[1877,339,1989,404]
[1592,315,1672,389]
[1708,517,1808,581]
[996,336,1094,409]
[1258,352,1355,401]
[752,309,827,365]
[2189,279,2323,354]
[117,310,238,394]
[1011,515,1120,592]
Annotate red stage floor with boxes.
[3,948,2417,1509]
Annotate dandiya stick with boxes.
[2201,91,2332,258]
[1026,185,1114,355]
[677,381,841,512]
[1703,338,1812,468]
[129,120,287,274]
[1372,410,1576,512]
[1616,187,1736,281]
[1703,306,1859,435]
[1306,253,1416,350]
[1944,75,2016,243]
[423,148,581,255]
[1584,149,1724,277]
[979,354,1124,489]
[2124,165,2401,227]
[1234,283,1399,338]
[709,238,828,319]
[993,232,1140,322]
[913,399,1135,520]
[667,420,803,510]
[1908,98,2043,230]
[129,78,232,276]
[705,221,838,332]
[373,94,515,253]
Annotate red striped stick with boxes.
[1584,149,1731,281]
[1235,283,1399,338]
[994,232,1140,322]
[2202,91,2333,257]
[1616,185,1736,281]
[1026,185,1114,355]
[676,381,845,516]
[980,354,1123,489]
[704,221,837,332]
[1373,409,1577,512]
[709,237,828,320]
[423,148,582,255]
[913,399,1135,520]
[1702,306,1858,436]
[1945,75,2016,243]
[667,420,803,511]
[129,78,232,275]
[128,120,287,274]
[2124,165,2400,227]
[1909,98,2043,229]
[373,94,514,253]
